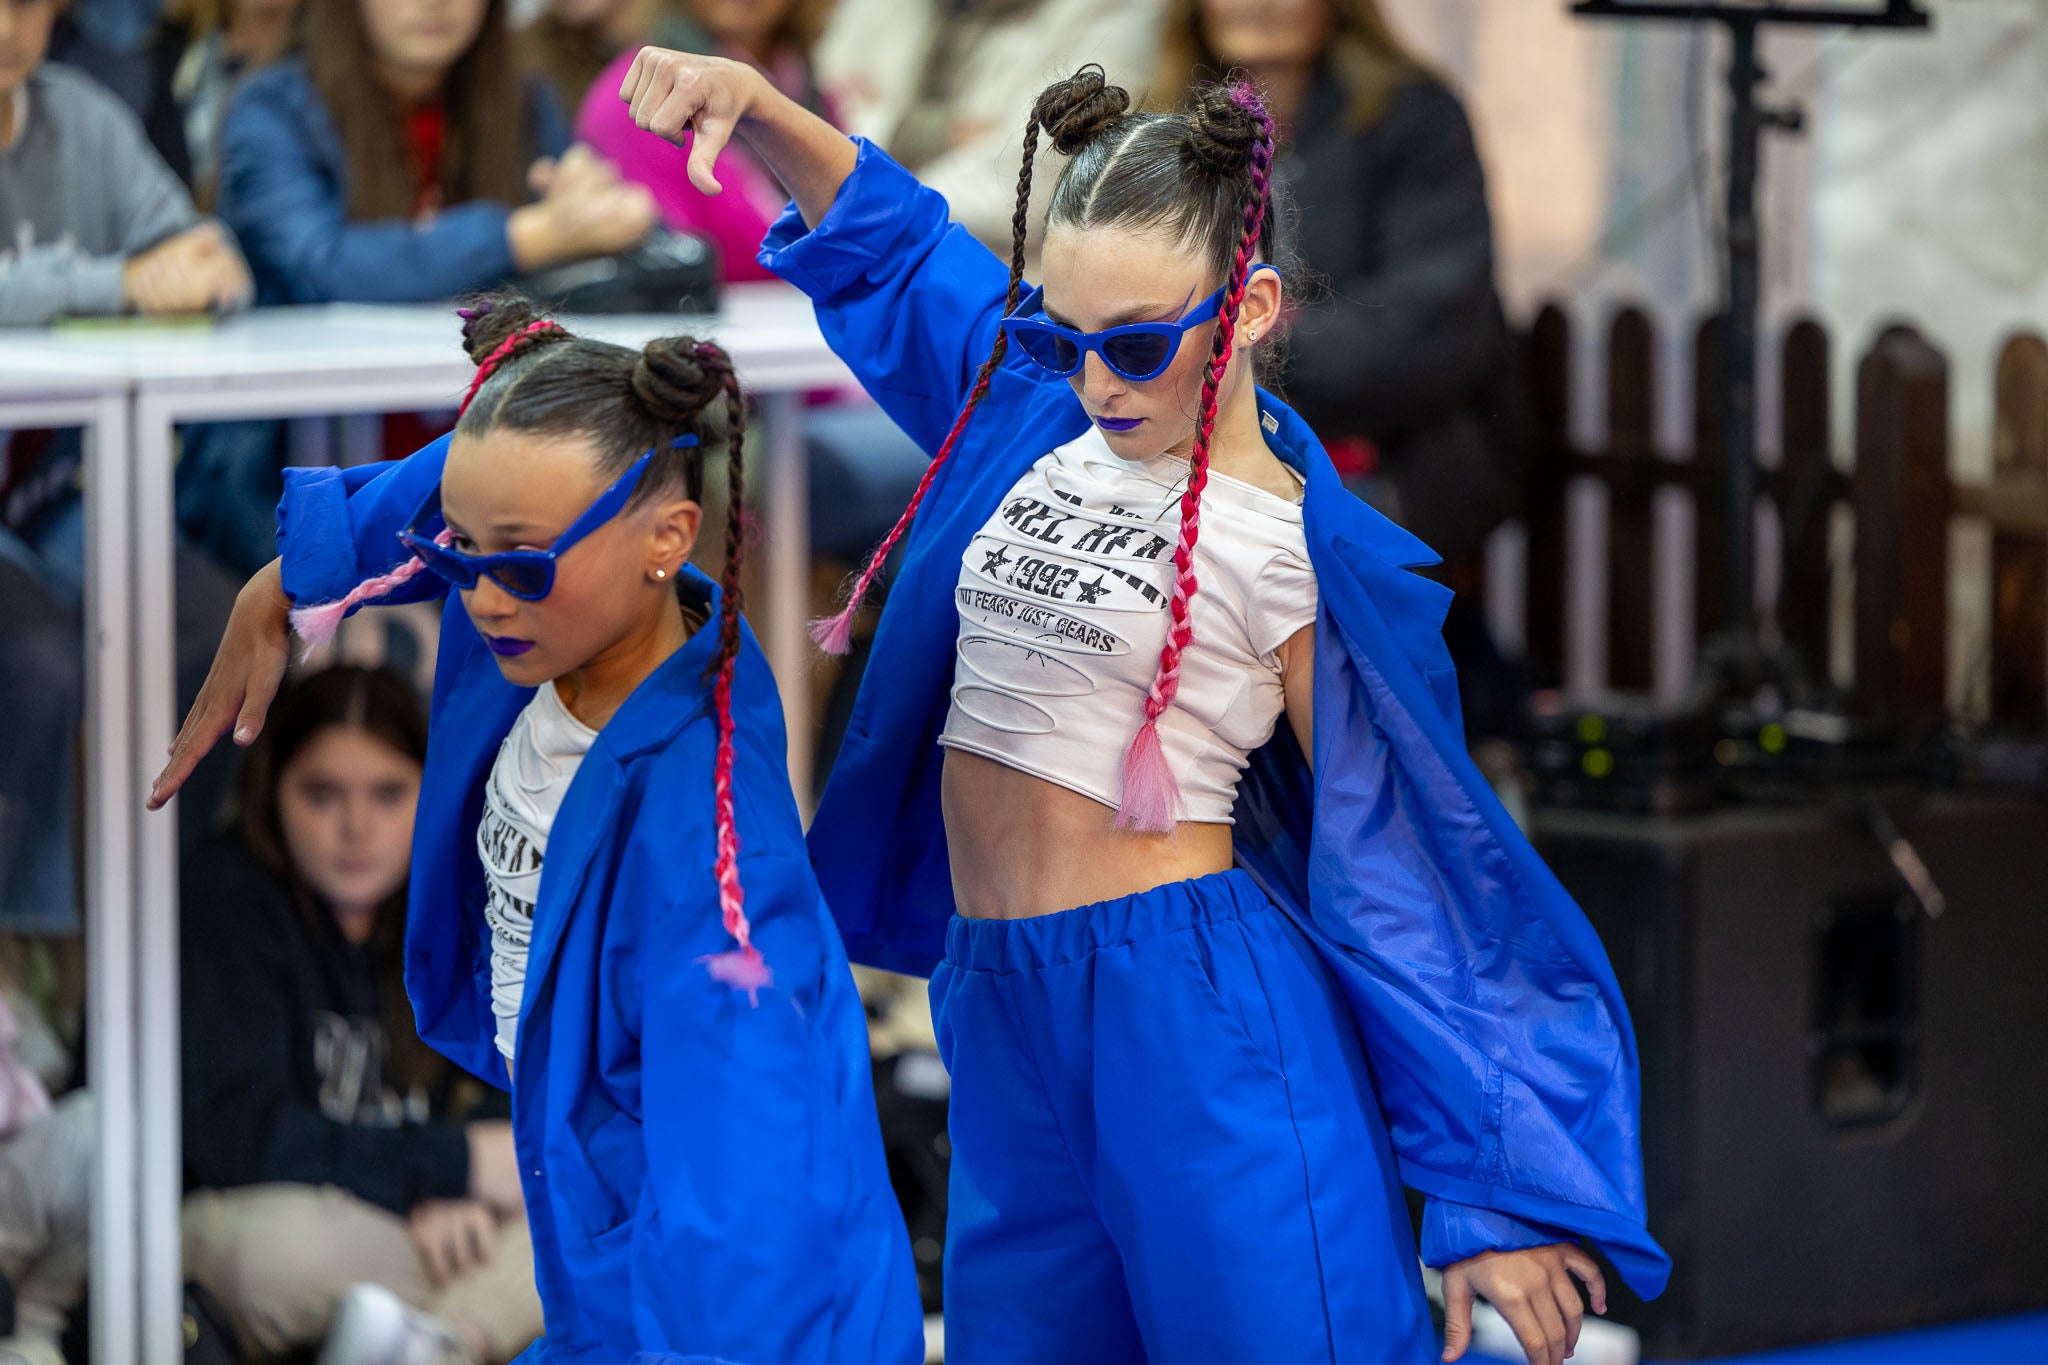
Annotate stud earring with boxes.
[654,568,668,581]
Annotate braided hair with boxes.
[291,292,768,996]
[809,68,1281,833]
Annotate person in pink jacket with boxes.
[575,2,829,283]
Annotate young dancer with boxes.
[153,298,922,1364]
[618,51,1672,1365]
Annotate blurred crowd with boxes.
[0,0,1523,1360]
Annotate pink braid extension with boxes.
[459,319,566,415]
[288,528,455,652]
[691,344,774,1000]
[1117,83,1276,833]
[292,314,564,652]
[805,381,999,654]
[808,116,1045,656]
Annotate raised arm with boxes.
[618,48,1017,452]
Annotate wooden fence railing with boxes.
[1500,306,2048,725]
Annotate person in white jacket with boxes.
[812,0,1165,263]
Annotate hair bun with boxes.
[1034,66,1131,156]
[632,336,726,426]
[1186,83,1262,177]
[457,291,550,365]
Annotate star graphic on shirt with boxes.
[1075,575,1111,605]
[982,546,1013,575]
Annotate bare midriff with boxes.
[941,749,1235,920]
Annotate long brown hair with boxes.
[303,0,531,221]
[1153,0,1425,130]
[238,666,442,1095]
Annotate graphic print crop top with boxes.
[937,426,1318,824]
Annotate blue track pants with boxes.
[930,869,1438,1364]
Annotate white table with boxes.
[0,284,851,1365]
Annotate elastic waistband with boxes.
[943,868,1270,973]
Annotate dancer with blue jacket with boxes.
[153,299,922,1364]
[615,49,1671,1365]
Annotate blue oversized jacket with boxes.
[277,445,924,1363]
[218,59,570,305]
[761,140,1671,1296]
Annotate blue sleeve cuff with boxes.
[1420,1199,1573,1268]
[277,464,376,606]
[757,137,952,301]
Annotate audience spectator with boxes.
[0,0,250,324]
[517,0,699,121]
[179,667,542,1365]
[0,0,247,933]
[188,0,656,576]
[216,0,651,305]
[576,0,829,282]
[44,3,191,183]
[1155,0,1523,566]
[151,0,301,201]
[0,993,78,1365]
[811,0,1165,260]
[1156,0,1531,738]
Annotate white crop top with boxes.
[938,427,1318,824]
[477,682,596,1062]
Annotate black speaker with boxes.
[1534,794,2048,1358]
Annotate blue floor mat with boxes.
[1470,1309,2048,1365]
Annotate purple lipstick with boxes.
[1096,415,1144,433]
[485,636,536,658]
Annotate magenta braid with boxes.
[1116,82,1276,833]
[807,119,1044,656]
[460,319,566,415]
[686,342,774,1001]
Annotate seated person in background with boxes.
[180,667,541,1365]
[1155,0,1530,738]
[812,0,1164,261]
[190,0,655,575]
[1155,0,1520,568]
[214,0,652,305]
[518,0,702,123]
[0,0,250,324]
[576,0,830,282]
[0,0,247,896]
[0,992,82,1365]
[151,0,301,202]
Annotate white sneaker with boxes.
[319,1284,477,1365]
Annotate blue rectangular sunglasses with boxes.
[1000,264,1279,382]
[397,434,698,601]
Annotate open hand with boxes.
[1441,1242,1607,1365]
[149,560,290,810]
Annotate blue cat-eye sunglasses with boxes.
[397,434,699,601]
[1001,263,1279,382]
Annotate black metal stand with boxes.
[1569,0,1930,700]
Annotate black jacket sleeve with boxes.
[179,840,471,1215]
[1281,79,1507,443]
